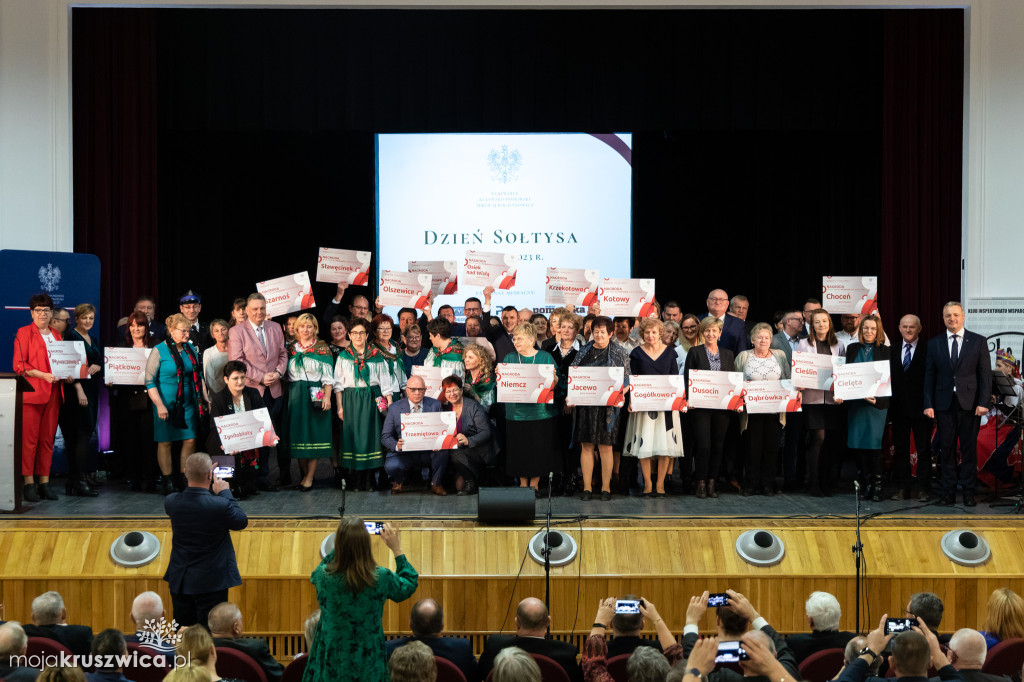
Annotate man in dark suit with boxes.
[385,599,475,681]
[209,602,284,682]
[381,374,448,495]
[23,591,93,656]
[923,301,993,507]
[0,622,42,682]
[705,288,748,356]
[116,295,166,344]
[947,628,1011,682]
[476,597,582,682]
[164,452,248,628]
[605,594,662,657]
[228,293,289,488]
[838,618,960,682]
[771,309,805,366]
[890,315,934,501]
[773,309,808,490]
[786,591,856,664]
[86,629,134,682]
[123,591,176,656]
[179,290,211,354]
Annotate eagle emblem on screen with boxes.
[38,263,62,292]
[488,145,522,184]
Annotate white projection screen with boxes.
[375,133,633,319]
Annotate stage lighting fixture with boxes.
[735,530,785,567]
[941,530,990,566]
[528,530,577,567]
[320,533,335,559]
[110,531,161,567]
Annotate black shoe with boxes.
[707,480,718,499]
[85,473,105,488]
[38,483,58,500]
[600,490,612,502]
[333,467,345,490]
[256,480,279,493]
[158,477,174,495]
[964,494,977,507]
[918,489,932,502]
[23,484,39,503]
[579,490,592,501]
[66,478,98,497]
[457,480,478,496]
[938,495,956,506]
[174,473,187,492]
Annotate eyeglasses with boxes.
[174,327,191,333]
[180,304,200,310]
[351,305,369,312]
[349,330,367,336]
[708,297,729,302]
[407,387,427,392]
[681,325,697,331]
[31,308,52,314]
[53,317,70,323]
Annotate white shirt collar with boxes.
[249,319,264,333]
[946,328,964,339]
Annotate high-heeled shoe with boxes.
[37,483,59,500]
[66,477,98,497]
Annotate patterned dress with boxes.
[302,552,418,682]
[372,340,407,401]
[333,345,397,470]
[286,340,335,459]
[424,338,465,381]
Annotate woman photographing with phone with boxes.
[303,518,418,682]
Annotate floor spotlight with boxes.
[528,530,577,567]
[110,531,161,567]
[941,530,990,566]
[736,529,785,567]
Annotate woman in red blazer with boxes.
[12,293,64,502]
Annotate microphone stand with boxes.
[338,478,346,518]
[852,480,864,632]
[544,471,554,636]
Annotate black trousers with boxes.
[891,411,933,491]
[745,414,781,491]
[782,411,806,486]
[691,409,730,482]
[171,588,228,630]
[936,401,981,496]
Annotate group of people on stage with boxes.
[12,281,1014,506]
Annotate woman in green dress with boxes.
[332,319,397,490]
[463,343,496,412]
[287,313,335,492]
[303,518,417,682]
[845,314,891,502]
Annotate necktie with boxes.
[903,343,912,371]
[256,325,267,352]
[412,404,420,414]
[950,334,959,366]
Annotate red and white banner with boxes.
[600,278,657,317]
[629,375,688,412]
[411,365,444,400]
[743,379,802,414]
[545,267,600,307]
[567,366,624,407]
[463,250,518,289]
[214,407,279,454]
[257,271,315,317]
[47,340,88,380]
[496,362,556,404]
[821,276,878,315]
[400,411,458,451]
[833,360,892,400]
[378,271,432,310]
[316,248,371,285]
[409,260,458,296]
[791,352,846,390]
[103,347,152,385]
[687,370,745,410]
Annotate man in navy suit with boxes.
[890,315,934,501]
[705,288,748,356]
[22,591,93,657]
[164,452,248,628]
[476,597,582,682]
[386,599,475,681]
[380,374,449,495]
[923,302,992,507]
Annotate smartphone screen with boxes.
[885,618,915,635]
[211,455,234,479]
[715,641,748,663]
[614,600,641,614]
[364,521,384,535]
[708,593,730,607]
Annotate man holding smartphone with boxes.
[163,452,248,628]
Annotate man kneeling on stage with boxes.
[381,375,449,496]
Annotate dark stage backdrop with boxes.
[72,7,963,340]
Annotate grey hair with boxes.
[246,292,266,304]
[845,636,867,663]
[131,591,163,623]
[626,646,671,682]
[32,591,65,625]
[0,621,28,657]
[304,610,321,650]
[805,591,842,631]
[908,592,944,630]
[745,629,776,656]
[493,646,541,682]
[948,628,987,667]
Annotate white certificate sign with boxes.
[743,379,802,414]
[316,247,372,285]
[257,271,315,317]
[791,352,847,390]
[104,347,152,385]
[629,375,688,412]
[47,341,88,380]
[822,276,878,315]
[463,250,518,289]
[601,278,657,317]
[545,267,600,307]
[400,411,459,451]
[214,408,279,454]
[833,361,893,400]
[567,366,624,407]
[411,365,444,400]
[687,370,746,410]
[379,271,432,310]
[496,362,555,404]
[409,260,458,296]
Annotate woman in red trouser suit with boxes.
[12,293,64,502]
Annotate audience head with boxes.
[493,646,541,682]
[184,452,214,485]
[406,375,428,406]
[176,623,217,667]
[716,604,749,637]
[325,517,378,593]
[627,646,671,682]
[983,587,1024,642]
[707,289,730,318]
[37,666,87,682]
[729,295,749,320]
[245,293,267,325]
[805,591,842,632]
[410,598,444,637]
[890,631,930,678]
[803,298,821,323]
[403,324,423,353]
[389,640,436,682]
[0,621,28,658]
[463,297,483,319]
[515,597,550,636]
[130,591,165,626]
[304,610,321,650]
[611,594,643,635]
[844,636,868,665]
[518,308,533,325]
[135,295,157,322]
[462,343,493,379]
[501,305,518,333]
[740,630,776,671]
[899,314,923,344]
[907,592,944,631]
[91,628,128,669]
[163,666,212,682]
[349,294,371,321]
[32,590,66,626]
[858,314,886,347]
[947,628,987,670]
[809,308,837,345]
[426,317,452,347]
[207,602,243,637]
[663,301,683,323]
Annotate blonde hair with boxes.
[165,313,191,331]
[463,344,494,378]
[163,667,212,682]
[388,640,437,682]
[558,311,582,334]
[512,322,537,342]
[696,317,723,346]
[36,667,86,682]
[176,623,215,666]
[984,587,1024,641]
[296,312,319,336]
[73,303,96,319]
[637,317,665,336]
